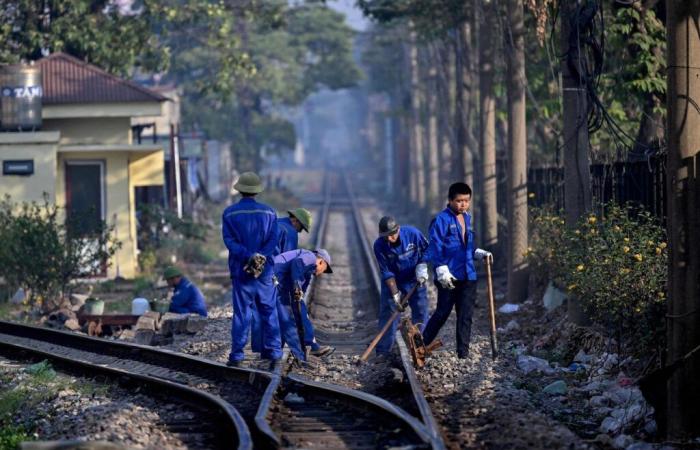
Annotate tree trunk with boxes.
[561,0,593,324]
[505,0,528,303]
[455,20,475,189]
[409,31,426,208]
[426,46,440,211]
[436,39,454,195]
[665,0,700,438]
[479,0,498,249]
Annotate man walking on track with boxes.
[372,216,430,355]
[422,182,492,359]
[222,172,281,369]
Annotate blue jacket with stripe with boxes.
[222,197,279,279]
[276,217,299,254]
[427,207,477,281]
[373,225,429,285]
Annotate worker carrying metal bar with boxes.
[163,266,208,317]
[372,216,430,355]
[422,182,492,359]
[260,248,333,367]
[223,172,281,369]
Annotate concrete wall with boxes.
[43,118,131,145]
[0,132,60,203]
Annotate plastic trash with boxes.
[132,297,150,315]
[517,355,554,374]
[283,393,305,404]
[498,303,520,314]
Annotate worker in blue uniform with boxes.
[222,172,281,369]
[372,216,430,355]
[422,182,492,359]
[276,207,312,253]
[270,248,333,365]
[163,266,208,317]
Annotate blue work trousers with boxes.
[422,280,477,358]
[251,287,306,360]
[229,275,281,362]
[376,281,429,354]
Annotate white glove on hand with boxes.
[435,265,456,290]
[415,263,428,284]
[391,291,404,311]
[474,248,493,262]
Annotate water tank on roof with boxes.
[0,63,42,131]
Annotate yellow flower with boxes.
[568,284,577,291]
[623,246,630,253]
[528,192,535,199]
[624,237,630,242]
[614,226,621,232]
[560,219,565,225]
[660,242,667,249]
[575,230,581,235]
[647,240,654,246]
[658,291,665,299]
[576,264,585,271]
[634,254,643,262]
[655,247,662,255]
[620,268,631,274]
[588,216,597,224]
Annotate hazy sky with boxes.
[328,0,370,31]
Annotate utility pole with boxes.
[560,0,592,324]
[505,0,528,303]
[665,0,700,438]
[479,0,498,249]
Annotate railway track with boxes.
[0,168,445,449]
[263,170,445,449]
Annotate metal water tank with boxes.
[0,63,42,131]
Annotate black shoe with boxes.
[226,360,242,368]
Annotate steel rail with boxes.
[341,170,445,445]
[0,320,267,450]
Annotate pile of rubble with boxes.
[119,312,208,346]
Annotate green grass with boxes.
[25,361,56,383]
[0,389,27,420]
[0,425,31,450]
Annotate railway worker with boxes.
[163,266,208,317]
[422,182,492,359]
[222,172,281,369]
[277,207,312,253]
[372,216,430,355]
[270,248,334,365]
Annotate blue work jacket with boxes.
[427,207,477,281]
[222,197,279,279]
[276,217,299,254]
[373,225,429,285]
[273,249,317,292]
[169,277,208,317]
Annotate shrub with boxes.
[0,195,121,310]
[528,203,667,356]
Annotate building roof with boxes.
[37,53,167,105]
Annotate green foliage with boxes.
[527,204,667,356]
[0,425,30,450]
[0,195,120,310]
[25,361,56,383]
[0,0,167,76]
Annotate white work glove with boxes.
[436,265,456,290]
[474,248,493,262]
[415,263,428,285]
[391,291,405,311]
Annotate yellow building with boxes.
[0,53,167,279]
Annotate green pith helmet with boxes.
[288,207,312,232]
[163,266,182,280]
[234,172,264,194]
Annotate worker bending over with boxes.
[422,182,492,359]
[372,216,429,355]
[163,266,208,317]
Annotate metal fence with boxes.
[496,155,667,222]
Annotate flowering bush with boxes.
[527,204,667,356]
